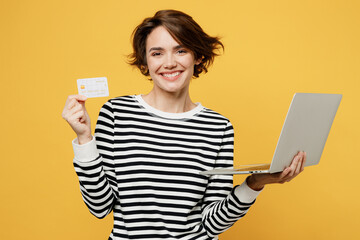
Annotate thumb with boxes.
[77,94,88,102]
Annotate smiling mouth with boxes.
[160,71,182,80]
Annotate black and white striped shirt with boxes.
[73,95,260,240]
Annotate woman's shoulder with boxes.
[99,95,139,111]
[198,106,232,126]
[102,94,137,105]
[107,94,136,103]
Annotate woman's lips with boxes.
[160,71,182,81]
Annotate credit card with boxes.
[77,77,109,98]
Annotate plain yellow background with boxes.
[1,0,359,239]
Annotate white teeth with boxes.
[163,72,180,77]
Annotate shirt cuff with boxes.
[234,179,262,203]
[72,136,99,162]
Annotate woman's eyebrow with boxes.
[148,47,163,52]
[148,45,184,53]
[173,45,184,50]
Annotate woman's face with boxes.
[145,26,200,94]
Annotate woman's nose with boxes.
[163,54,177,69]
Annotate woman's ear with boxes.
[195,58,202,65]
[140,65,148,75]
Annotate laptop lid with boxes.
[200,93,342,175]
[269,93,342,173]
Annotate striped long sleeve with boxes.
[73,100,118,219]
[72,95,261,240]
[201,121,256,236]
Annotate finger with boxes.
[300,151,306,172]
[278,167,292,180]
[76,95,87,103]
[64,104,84,122]
[63,95,88,118]
[69,94,87,101]
[286,153,304,182]
[66,94,87,106]
[70,103,83,115]
[69,110,86,124]
[63,98,75,118]
[271,152,301,183]
[66,98,79,110]
[79,100,87,110]
[295,152,304,174]
[294,151,301,159]
[65,94,78,105]
[63,99,82,119]
[294,152,303,167]
[288,154,301,177]
[64,102,82,117]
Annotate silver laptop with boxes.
[200,93,342,175]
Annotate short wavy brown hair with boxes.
[128,9,224,78]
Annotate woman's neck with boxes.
[142,88,196,113]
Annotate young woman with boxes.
[62,10,306,240]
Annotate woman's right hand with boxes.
[62,95,92,144]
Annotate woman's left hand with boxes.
[246,151,306,191]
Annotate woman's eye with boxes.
[177,49,187,54]
[152,52,161,56]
